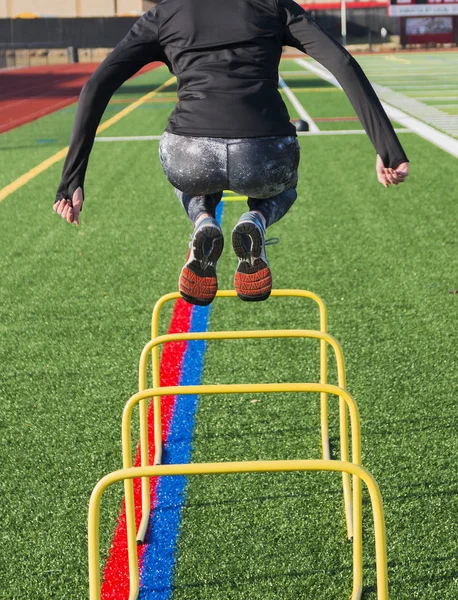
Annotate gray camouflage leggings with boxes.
[159,132,300,227]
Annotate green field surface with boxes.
[1,54,457,599]
[356,52,458,136]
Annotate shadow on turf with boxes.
[193,422,320,442]
[363,414,458,437]
[177,486,342,510]
[384,480,458,503]
[141,564,356,596]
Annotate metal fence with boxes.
[0,17,138,47]
[0,17,138,68]
[0,10,404,70]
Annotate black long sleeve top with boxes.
[56,0,408,203]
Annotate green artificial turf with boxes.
[1,54,458,600]
[0,107,189,598]
[171,131,458,599]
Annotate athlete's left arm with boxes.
[54,9,165,224]
[279,0,408,182]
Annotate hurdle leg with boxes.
[340,398,353,539]
[89,475,140,599]
[320,338,331,459]
[137,345,162,543]
[351,473,363,599]
[138,398,151,544]
[125,477,141,599]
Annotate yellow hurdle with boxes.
[150,291,328,457]
[122,383,362,595]
[87,290,390,599]
[88,459,388,600]
[137,290,331,543]
[135,330,353,543]
[222,189,248,201]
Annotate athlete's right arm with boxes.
[54,9,164,224]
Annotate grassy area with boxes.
[171,130,458,599]
[0,64,187,598]
[1,55,457,599]
[357,52,458,130]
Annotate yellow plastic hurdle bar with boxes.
[149,290,329,461]
[136,290,332,542]
[221,189,248,201]
[135,329,353,544]
[88,460,388,600]
[122,383,363,594]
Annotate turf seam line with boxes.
[0,75,176,204]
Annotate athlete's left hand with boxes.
[376,155,409,188]
[53,187,84,225]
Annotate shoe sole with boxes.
[179,225,224,306]
[232,221,272,302]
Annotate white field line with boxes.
[371,84,458,135]
[366,78,458,84]
[415,96,458,101]
[381,106,458,158]
[388,84,458,90]
[295,57,458,158]
[95,130,412,143]
[278,77,320,132]
[295,58,336,85]
[361,72,458,77]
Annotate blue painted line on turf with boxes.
[139,201,224,599]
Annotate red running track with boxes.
[0,62,161,135]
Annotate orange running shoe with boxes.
[232,212,272,302]
[179,217,224,306]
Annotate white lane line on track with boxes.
[295,58,458,158]
[295,58,336,85]
[94,130,412,143]
[278,77,320,132]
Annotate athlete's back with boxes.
[141,0,293,137]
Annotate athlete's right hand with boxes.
[53,187,84,225]
[376,155,409,188]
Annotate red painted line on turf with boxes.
[0,62,161,134]
[100,297,193,600]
